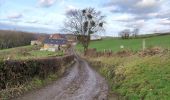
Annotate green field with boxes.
[0,45,64,60]
[77,35,170,51]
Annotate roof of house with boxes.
[49,34,66,39]
[44,39,67,45]
[37,35,49,42]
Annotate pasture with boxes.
[77,35,170,52]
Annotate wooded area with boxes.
[0,30,36,49]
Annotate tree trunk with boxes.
[83,35,90,56]
[84,47,88,56]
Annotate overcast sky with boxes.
[0,0,170,36]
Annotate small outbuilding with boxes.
[31,40,42,45]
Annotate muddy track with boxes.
[14,58,108,100]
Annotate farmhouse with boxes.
[42,39,67,52]
[51,33,77,45]
[39,33,77,52]
[40,34,67,52]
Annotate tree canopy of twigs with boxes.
[119,29,131,39]
[63,8,105,55]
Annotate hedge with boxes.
[0,55,74,90]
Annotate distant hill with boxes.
[138,32,170,38]
[102,32,170,39]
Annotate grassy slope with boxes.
[81,35,170,99]
[77,35,170,52]
[0,45,64,60]
[89,53,170,100]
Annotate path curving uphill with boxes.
[15,58,108,100]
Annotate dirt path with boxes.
[14,58,109,100]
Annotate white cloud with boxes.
[136,0,158,8]
[135,20,145,26]
[65,5,76,11]
[25,20,38,24]
[105,0,164,20]
[112,14,136,22]
[39,0,56,7]
[7,12,23,19]
[126,19,145,28]
[147,12,159,17]
[158,18,170,25]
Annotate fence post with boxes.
[143,39,146,50]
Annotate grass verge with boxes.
[87,51,170,100]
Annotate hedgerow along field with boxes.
[0,55,74,99]
[77,35,170,52]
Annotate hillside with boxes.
[83,34,170,99]
[0,30,36,49]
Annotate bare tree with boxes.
[63,8,105,55]
[119,29,131,39]
[132,28,139,37]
